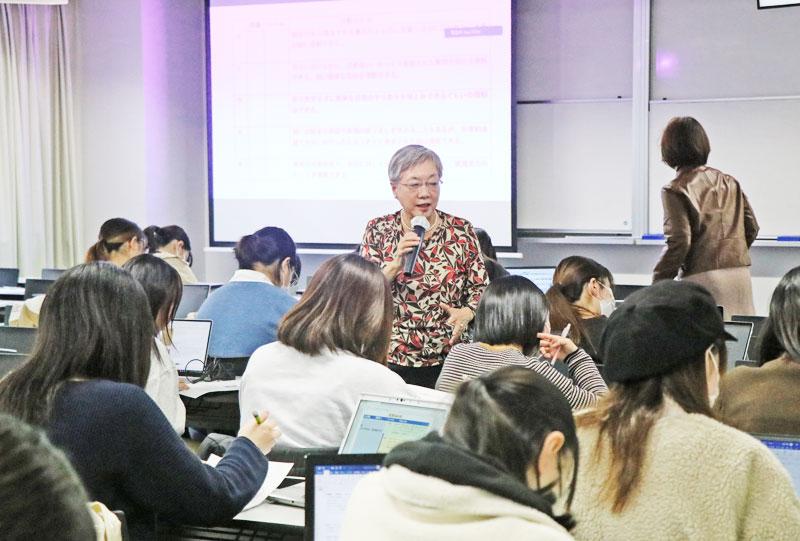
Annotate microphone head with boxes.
[410,215,431,231]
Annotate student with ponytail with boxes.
[144,224,199,284]
[197,226,300,359]
[546,256,615,365]
[85,218,146,265]
[12,218,145,327]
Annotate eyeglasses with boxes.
[397,180,443,192]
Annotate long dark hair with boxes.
[759,266,800,365]
[576,339,725,513]
[473,275,548,356]
[0,414,95,540]
[234,226,300,284]
[278,254,392,364]
[144,224,193,266]
[443,366,579,529]
[123,254,183,335]
[85,218,144,263]
[547,256,614,347]
[0,263,153,425]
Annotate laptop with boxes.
[175,284,211,319]
[755,435,800,495]
[506,267,556,293]
[731,315,766,362]
[724,321,753,371]
[304,453,384,541]
[338,394,452,454]
[166,319,212,374]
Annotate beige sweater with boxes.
[341,465,574,541]
[572,407,800,540]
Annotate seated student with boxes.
[0,413,95,541]
[716,266,800,435]
[197,226,299,359]
[144,224,199,284]
[11,217,146,328]
[546,256,615,365]
[0,263,281,540]
[341,367,577,540]
[123,254,187,434]
[240,254,433,448]
[475,228,509,281]
[436,276,607,410]
[571,280,800,540]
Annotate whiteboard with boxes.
[648,99,800,237]
[651,0,800,100]
[515,0,632,101]
[517,101,632,232]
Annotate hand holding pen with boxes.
[537,323,578,363]
[238,410,282,455]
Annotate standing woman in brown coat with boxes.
[652,117,760,318]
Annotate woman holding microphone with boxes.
[360,145,488,388]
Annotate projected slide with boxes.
[208,0,512,246]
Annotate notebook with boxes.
[304,453,384,541]
[505,267,556,293]
[338,394,451,454]
[166,319,212,374]
[755,435,800,495]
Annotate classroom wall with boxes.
[72,0,208,274]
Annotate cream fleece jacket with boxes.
[341,465,574,541]
[572,408,800,540]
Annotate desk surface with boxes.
[234,500,304,528]
[0,286,25,299]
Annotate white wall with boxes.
[73,0,208,276]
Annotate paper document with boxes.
[206,454,294,511]
[179,379,240,399]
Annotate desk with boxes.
[234,501,304,529]
[0,287,24,301]
[159,502,303,540]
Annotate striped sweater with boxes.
[436,343,607,410]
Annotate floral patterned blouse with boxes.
[360,210,488,367]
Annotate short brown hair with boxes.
[660,116,710,169]
[277,254,392,363]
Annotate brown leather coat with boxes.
[653,166,759,282]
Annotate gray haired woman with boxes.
[359,144,488,388]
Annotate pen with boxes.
[252,411,263,425]
[549,324,571,364]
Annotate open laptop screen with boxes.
[339,395,451,454]
[167,319,212,373]
[505,267,556,293]
[724,321,753,370]
[306,454,383,541]
[757,435,800,495]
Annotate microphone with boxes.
[403,215,430,276]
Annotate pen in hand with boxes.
[252,411,264,425]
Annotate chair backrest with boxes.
[0,353,27,378]
[41,268,66,280]
[0,327,38,354]
[175,284,210,318]
[23,279,54,300]
[0,268,19,287]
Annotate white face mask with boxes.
[599,297,616,318]
[596,281,616,317]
